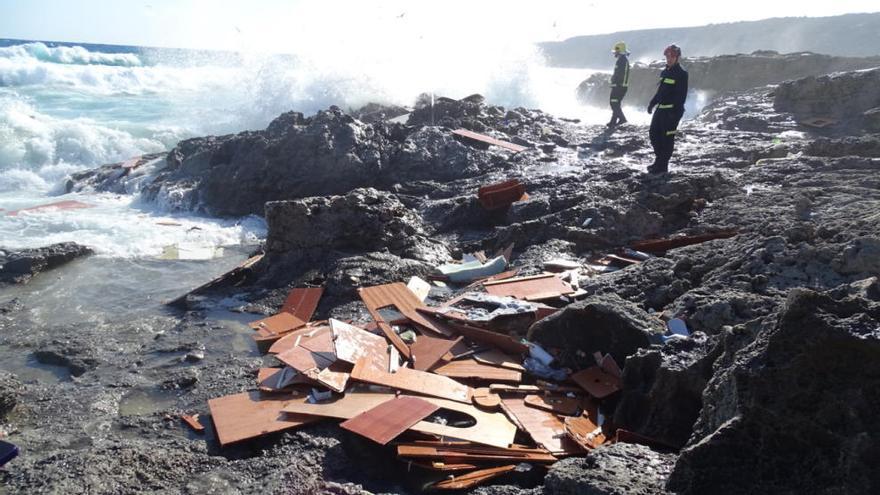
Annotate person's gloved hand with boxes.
[647,103,654,114]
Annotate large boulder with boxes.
[774,67,880,127]
[264,188,449,264]
[613,333,720,449]
[0,243,93,284]
[544,443,676,495]
[527,294,665,369]
[667,289,880,494]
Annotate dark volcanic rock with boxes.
[33,339,101,377]
[806,135,880,158]
[0,297,23,315]
[264,187,449,263]
[0,371,21,419]
[527,294,665,369]
[544,442,676,495]
[613,332,721,448]
[0,242,93,284]
[667,289,880,494]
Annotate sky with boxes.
[1,0,879,51]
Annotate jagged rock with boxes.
[0,243,93,285]
[33,339,101,377]
[0,298,23,315]
[834,237,880,275]
[613,333,720,448]
[667,289,880,494]
[0,371,21,419]
[544,443,676,495]
[527,293,666,369]
[774,67,880,127]
[349,102,409,124]
[264,188,449,264]
[806,135,880,158]
[577,52,880,107]
[322,252,434,302]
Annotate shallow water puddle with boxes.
[118,388,178,416]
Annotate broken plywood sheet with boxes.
[571,366,621,399]
[167,253,264,307]
[350,357,472,404]
[524,394,580,416]
[411,334,462,371]
[281,287,323,322]
[453,128,527,153]
[564,414,606,450]
[304,362,351,393]
[432,464,518,490]
[500,398,584,456]
[416,308,528,355]
[207,391,316,446]
[630,229,738,253]
[473,388,501,409]
[473,349,525,371]
[406,276,431,302]
[397,442,556,463]
[477,179,528,210]
[268,324,331,354]
[340,396,439,445]
[282,389,518,449]
[328,318,390,373]
[433,358,523,383]
[6,200,94,216]
[483,273,574,301]
[359,282,453,338]
[276,341,335,373]
[257,367,312,392]
[249,312,306,337]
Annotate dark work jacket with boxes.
[649,63,688,118]
[611,54,630,87]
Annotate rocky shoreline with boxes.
[2,55,880,494]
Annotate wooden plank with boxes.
[571,366,622,399]
[299,330,336,363]
[207,391,316,447]
[452,128,527,153]
[350,357,472,404]
[433,358,522,383]
[416,308,528,355]
[483,274,574,301]
[167,253,264,307]
[180,414,204,432]
[281,287,324,322]
[564,415,606,450]
[304,362,351,393]
[276,341,335,373]
[257,367,312,392]
[6,200,94,216]
[329,319,390,372]
[500,398,584,456]
[397,443,556,463]
[630,229,738,253]
[340,397,439,445]
[359,282,453,342]
[282,389,518,448]
[410,334,462,371]
[524,394,581,416]
[473,349,525,371]
[432,464,518,490]
[477,179,527,210]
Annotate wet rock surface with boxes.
[6,58,880,493]
[544,443,676,495]
[0,242,93,285]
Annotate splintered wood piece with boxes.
[453,128,527,152]
[350,358,472,403]
[329,319,390,372]
[276,342,335,373]
[282,389,518,448]
[407,461,480,472]
[340,396,439,445]
[304,362,351,393]
[411,334,462,371]
[473,388,501,409]
[359,282,453,339]
[474,349,525,371]
[268,324,331,354]
[571,366,622,399]
[397,443,556,463]
[500,398,584,456]
[207,391,316,446]
[181,414,204,432]
[564,415,606,450]
[6,200,94,216]
[524,394,581,416]
[416,308,528,355]
[630,229,738,253]
[489,384,541,395]
[432,464,518,490]
[483,274,574,301]
[248,312,306,336]
[433,358,523,383]
[257,367,312,392]
[299,330,336,363]
[281,287,323,322]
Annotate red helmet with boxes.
[664,44,681,58]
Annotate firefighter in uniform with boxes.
[647,44,688,173]
[607,41,630,127]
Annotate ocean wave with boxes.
[0,42,142,67]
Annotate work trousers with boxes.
[649,108,682,171]
[609,86,628,125]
